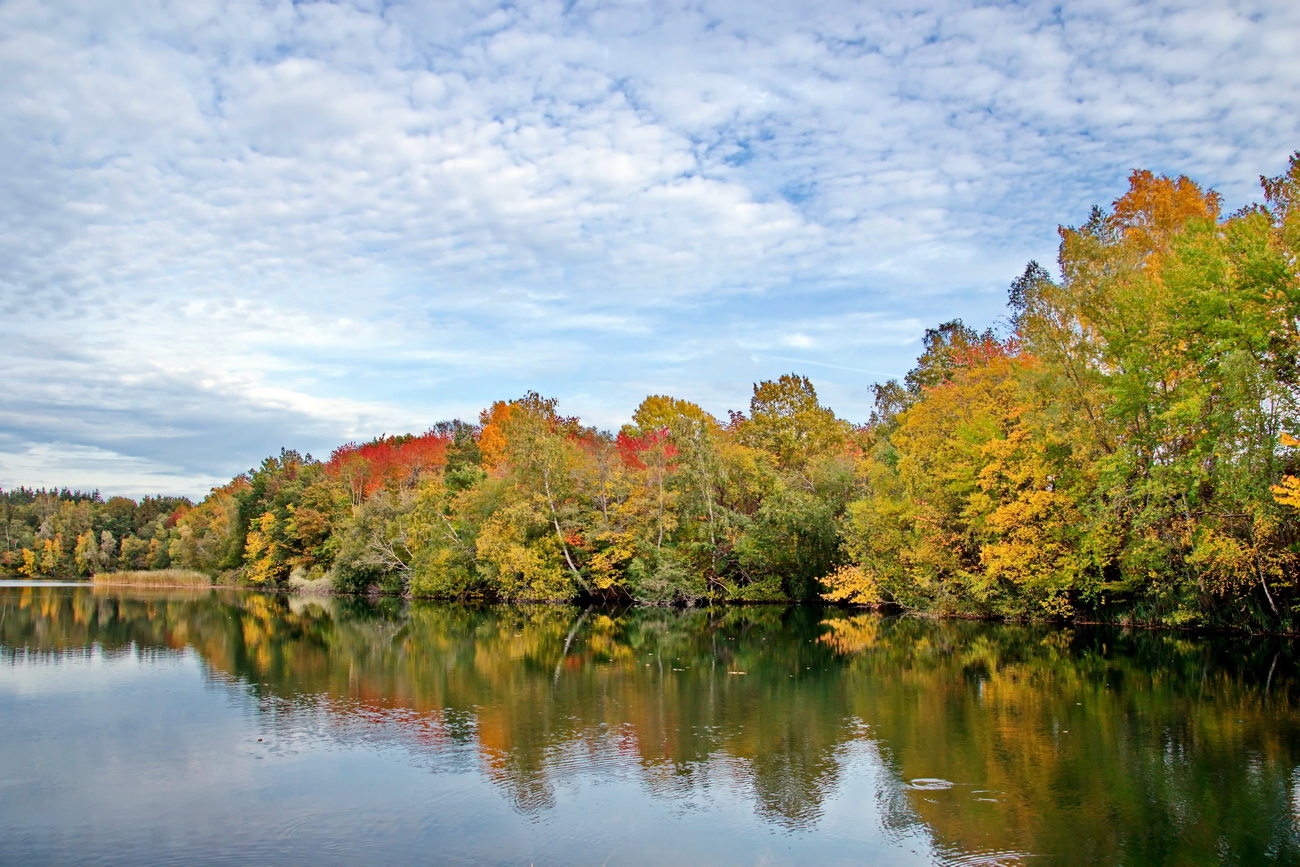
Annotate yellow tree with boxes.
[471,393,593,598]
[242,512,283,585]
[73,530,100,576]
[975,426,1096,616]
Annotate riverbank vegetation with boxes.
[5,155,1300,632]
[91,569,212,587]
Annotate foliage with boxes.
[1,487,191,580]
[8,154,1300,631]
[832,155,1300,630]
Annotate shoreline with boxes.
[9,575,1297,637]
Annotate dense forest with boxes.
[6,155,1300,631]
[1,487,192,578]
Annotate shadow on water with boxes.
[2,584,1298,864]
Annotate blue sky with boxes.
[2,0,1299,499]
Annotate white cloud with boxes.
[0,442,228,501]
[2,0,1298,495]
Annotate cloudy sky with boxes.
[2,0,1298,499]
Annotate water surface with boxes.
[1,583,1297,864]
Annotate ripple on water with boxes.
[940,848,1034,866]
[907,778,955,791]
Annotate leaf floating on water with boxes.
[728,671,746,675]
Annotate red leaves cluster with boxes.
[615,429,678,471]
[164,505,189,529]
[326,432,450,496]
[948,335,1016,371]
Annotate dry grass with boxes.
[288,573,334,593]
[91,569,212,587]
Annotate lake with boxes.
[1,582,1297,865]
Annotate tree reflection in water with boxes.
[2,584,1297,864]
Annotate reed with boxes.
[91,569,212,587]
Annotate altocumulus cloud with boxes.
[1,0,1298,498]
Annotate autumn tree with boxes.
[739,374,848,472]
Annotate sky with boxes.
[2,0,1299,501]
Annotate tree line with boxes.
[1,487,191,577]
[7,154,1300,631]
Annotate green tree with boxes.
[739,374,848,472]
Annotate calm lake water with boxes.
[1,582,1298,865]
